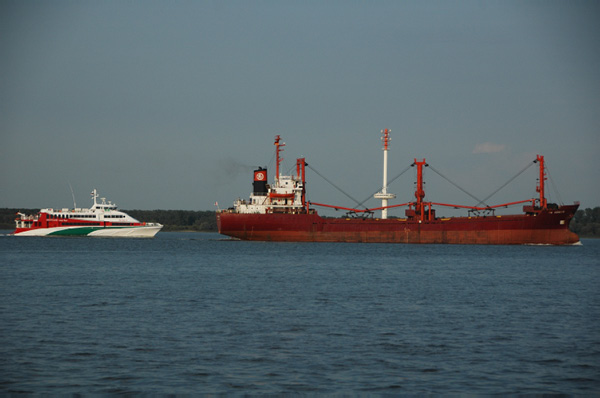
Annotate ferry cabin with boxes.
[15,209,140,230]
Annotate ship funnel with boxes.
[253,167,268,196]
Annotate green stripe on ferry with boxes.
[48,227,103,236]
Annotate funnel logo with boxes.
[255,171,266,181]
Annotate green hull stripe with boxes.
[47,227,133,236]
[48,227,103,236]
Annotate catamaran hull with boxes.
[13,225,162,238]
[217,204,580,245]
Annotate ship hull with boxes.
[217,204,580,245]
[13,225,162,238]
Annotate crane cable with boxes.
[306,163,413,210]
[546,165,564,205]
[356,164,413,208]
[306,163,365,208]
[427,164,490,208]
[474,160,535,207]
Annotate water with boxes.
[1,232,599,394]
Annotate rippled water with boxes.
[1,232,599,394]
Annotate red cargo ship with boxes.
[217,132,580,245]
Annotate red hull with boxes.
[217,204,580,245]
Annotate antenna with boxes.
[68,182,77,208]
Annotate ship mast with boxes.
[536,154,547,209]
[413,158,427,220]
[374,129,396,219]
[297,157,307,211]
[274,135,285,183]
[91,189,98,207]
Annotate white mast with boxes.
[274,135,285,185]
[91,189,99,208]
[374,128,396,219]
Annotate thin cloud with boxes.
[473,142,506,154]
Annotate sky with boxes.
[1,0,599,216]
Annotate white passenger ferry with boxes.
[13,189,162,237]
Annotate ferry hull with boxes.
[217,204,579,245]
[13,225,162,238]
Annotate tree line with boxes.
[569,207,600,238]
[125,210,217,232]
[1,207,599,236]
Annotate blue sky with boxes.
[1,1,598,215]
